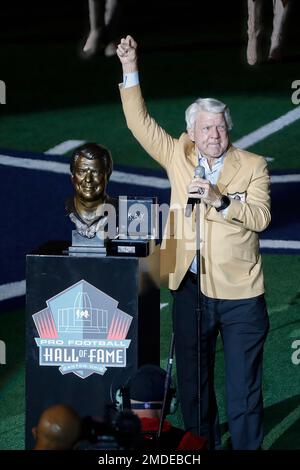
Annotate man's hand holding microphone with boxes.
[186,166,223,217]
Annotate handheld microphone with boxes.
[185,165,205,217]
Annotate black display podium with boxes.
[25,242,160,449]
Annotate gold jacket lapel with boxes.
[204,146,241,217]
[217,146,241,194]
[186,142,198,169]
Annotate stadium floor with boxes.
[1,254,300,450]
[1,16,300,450]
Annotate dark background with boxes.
[4,1,246,40]
[1,0,300,116]
[1,0,300,46]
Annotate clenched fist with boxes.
[117,35,138,73]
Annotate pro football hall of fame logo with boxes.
[32,280,133,379]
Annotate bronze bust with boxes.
[66,143,116,238]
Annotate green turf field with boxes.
[1,9,300,450]
[1,255,300,449]
[1,40,300,171]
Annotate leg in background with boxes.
[247,0,265,65]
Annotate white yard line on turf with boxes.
[1,154,300,186]
[1,105,300,185]
[260,240,300,250]
[45,140,86,155]
[1,238,300,303]
[0,155,170,188]
[0,280,26,302]
[233,106,300,149]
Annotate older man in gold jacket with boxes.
[117,36,271,450]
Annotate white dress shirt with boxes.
[189,154,226,274]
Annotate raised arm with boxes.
[116,35,176,170]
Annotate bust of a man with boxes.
[66,142,116,238]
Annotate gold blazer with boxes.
[120,85,271,299]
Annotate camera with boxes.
[77,406,142,450]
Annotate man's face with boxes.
[72,155,106,203]
[188,110,229,160]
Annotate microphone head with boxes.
[195,165,205,178]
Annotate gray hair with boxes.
[185,98,233,131]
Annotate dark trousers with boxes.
[172,271,269,450]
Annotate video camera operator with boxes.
[115,364,207,451]
[77,405,142,450]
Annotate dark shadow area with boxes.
[0,1,299,115]
[214,394,300,450]
[265,182,299,239]
[264,394,300,449]
[31,240,71,256]
[1,1,246,42]
[0,309,25,391]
